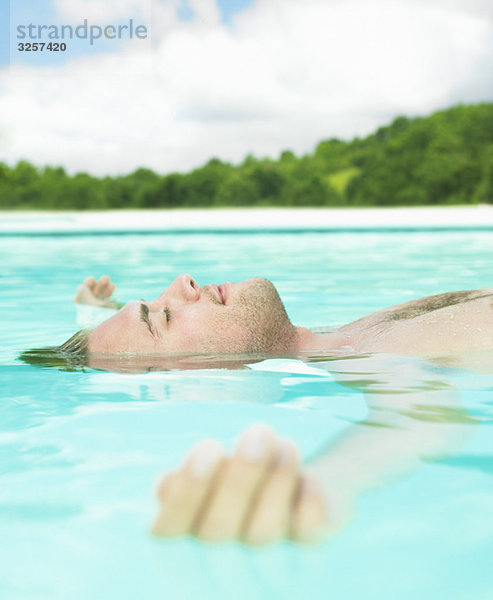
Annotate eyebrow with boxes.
[139,303,155,337]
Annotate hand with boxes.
[74,275,119,309]
[152,424,328,545]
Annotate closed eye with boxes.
[139,303,154,337]
[163,307,171,323]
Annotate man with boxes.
[74,273,493,358]
[45,274,484,544]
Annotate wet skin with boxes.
[74,275,484,545]
[86,274,493,359]
[88,274,298,356]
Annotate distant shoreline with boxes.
[2,206,493,234]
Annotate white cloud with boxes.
[417,0,493,21]
[1,0,492,176]
[53,0,151,23]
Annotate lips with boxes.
[210,284,224,304]
[218,283,228,304]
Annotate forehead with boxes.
[88,302,155,354]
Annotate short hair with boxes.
[19,329,91,371]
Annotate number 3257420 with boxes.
[17,42,67,52]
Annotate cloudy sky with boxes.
[1,0,493,176]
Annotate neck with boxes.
[293,326,355,353]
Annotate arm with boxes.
[152,356,474,545]
[74,275,124,310]
[306,355,474,529]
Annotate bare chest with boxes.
[347,294,493,356]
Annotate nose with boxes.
[157,273,200,305]
[177,273,200,301]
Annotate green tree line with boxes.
[1,103,492,209]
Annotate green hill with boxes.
[1,102,492,209]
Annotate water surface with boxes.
[1,230,492,600]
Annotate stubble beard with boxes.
[230,278,297,354]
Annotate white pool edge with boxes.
[2,205,493,233]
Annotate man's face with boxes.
[88,274,297,355]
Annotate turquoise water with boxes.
[1,230,492,600]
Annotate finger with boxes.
[83,276,96,290]
[100,280,114,299]
[74,283,95,304]
[152,440,224,538]
[289,475,327,544]
[241,439,300,545]
[101,282,115,299]
[94,275,110,299]
[192,424,278,542]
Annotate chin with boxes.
[233,279,296,353]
